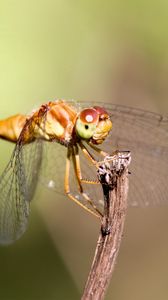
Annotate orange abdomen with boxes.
[0,114,27,142]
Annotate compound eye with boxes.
[93,106,109,119]
[80,108,99,124]
[75,108,99,140]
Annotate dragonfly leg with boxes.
[77,141,101,184]
[87,142,109,157]
[79,141,114,166]
[81,178,100,184]
[71,145,103,218]
[80,141,124,167]
[64,147,102,219]
[71,144,99,184]
[78,141,98,166]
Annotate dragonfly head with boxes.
[75,106,112,144]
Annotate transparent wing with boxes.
[0,139,43,244]
[41,103,168,209]
[99,104,168,207]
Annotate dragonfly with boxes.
[0,99,168,245]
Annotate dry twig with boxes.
[81,152,131,300]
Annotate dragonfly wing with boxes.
[100,104,168,207]
[0,139,43,244]
[39,141,66,194]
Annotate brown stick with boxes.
[81,152,131,300]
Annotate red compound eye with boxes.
[80,108,99,124]
[93,106,109,119]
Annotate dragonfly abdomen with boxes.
[0,114,27,142]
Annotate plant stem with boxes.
[81,152,131,300]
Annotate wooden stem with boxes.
[81,152,131,300]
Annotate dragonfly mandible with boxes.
[0,99,168,245]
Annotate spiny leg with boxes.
[81,141,121,167]
[78,141,98,166]
[72,144,99,184]
[64,147,101,219]
[87,142,109,157]
[79,140,113,166]
[71,145,82,185]
[72,145,103,218]
[78,141,104,184]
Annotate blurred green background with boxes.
[1,0,168,299]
